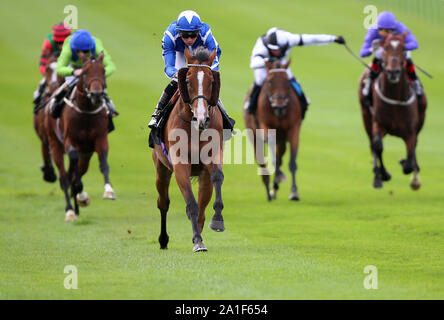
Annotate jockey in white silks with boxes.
[245,27,345,118]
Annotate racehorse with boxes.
[244,59,303,201]
[358,32,427,190]
[45,51,116,222]
[152,47,225,252]
[34,54,62,183]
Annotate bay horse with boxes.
[244,59,303,201]
[358,32,427,190]
[33,54,62,183]
[152,47,225,252]
[45,51,116,222]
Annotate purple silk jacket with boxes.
[360,22,418,57]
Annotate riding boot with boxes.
[406,58,423,97]
[33,78,47,106]
[245,83,262,114]
[148,80,178,129]
[362,69,379,107]
[217,99,236,130]
[50,86,69,118]
[290,78,310,119]
[103,93,119,117]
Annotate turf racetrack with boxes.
[0,0,443,299]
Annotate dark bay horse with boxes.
[244,60,303,201]
[358,33,427,190]
[33,55,62,183]
[45,52,116,222]
[152,47,225,252]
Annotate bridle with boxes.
[375,40,416,106]
[266,68,290,113]
[178,64,215,126]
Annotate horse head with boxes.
[179,47,220,131]
[79,51,106,107]
[45,55,62,95]
[381,32,407,84]
[264,59,291,117]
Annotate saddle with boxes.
[148,90,235,148]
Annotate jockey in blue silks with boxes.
[360,11,422,107]
[149,10,233,129]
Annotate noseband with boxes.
[179,64,215,126]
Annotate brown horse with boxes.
[244,60,303,201]
[358,33,427,190]
[33,54,63,183]
[45,52,116,222]
[152,47,225,252]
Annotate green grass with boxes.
[0,0,443,299]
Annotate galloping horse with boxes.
[244,60,303,201]
[34,54,62,183]
[152,47,225,252]
[358,32,427,190]
[45,52,116,222]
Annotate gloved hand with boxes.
[334,36,346,45]
[371,39,381,53]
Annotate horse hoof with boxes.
[76,191,90,207]
[103,191,116,200]
[209,219,225,232]
[373,179,383,189]
[410,174,421,191]
[193,242,208,252]
[275,172,287,184]
[381,171,392,182]
[289,192,300,201]
[41,165,57,183]
[64,210,77,222]
[269,189,277,200]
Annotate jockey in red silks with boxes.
[360,11,422,107]
[33,23,71,106]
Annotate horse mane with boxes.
[191,46,210,63]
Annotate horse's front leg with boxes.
[207,164,225,232]
[174,163,206,252]
[400,134,421,190]
[270,139,286,200]
[197,170,213,233]
[372,123,389,189]
[76,151,93,207]
[287,125,300,201]
[96,135,116,200]
[66,144,82,215]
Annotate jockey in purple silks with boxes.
[360,11,422,107]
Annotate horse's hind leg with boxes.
[40,135,57,182]
[96,136,116,200]
[174,164,206,252]
[153,152,172,249]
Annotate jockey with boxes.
[360,11,421,107]
[33,23,71,107]
[148,10,234,130]
[245,27,345,117]
[51,29,117,120]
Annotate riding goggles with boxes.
[179,31,199,39]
